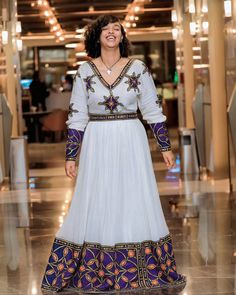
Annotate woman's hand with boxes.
[162,150,176,169]
[65,161,77,178]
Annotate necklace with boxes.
[100,56,121,75]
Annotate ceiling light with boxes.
[134,6,141,13]
[16,21,22,33]
[135,16,139,21]
[132,23,137,27]
[129,15,135,21]
[65,43,78,48]
[125,22,131,28]
[190,21,196,35]
[172,28,178,40]
[189,0,196,14]
[202,0,208,13]
[66,70,77,75]
[55,30,62,37]
[76,28,85,34]
[44,10,51,17]
[76,61,87,65]
[75,52,87,57]
[49,18,56,25]
[2,30,8,45]
[171,10,177,22]
[224,0,232,17]
[202,21,209,34]
[16,39,23,51]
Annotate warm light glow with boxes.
[49,17,56,24]
[125,22,131,28]
[133,5,141,13]
[129,15,135,21]
[76,28,85,34]
[193,55,201,60]
[31,2,35,7]
[2,30,8,45]
[190,21,196,35]
[76,61,87,65]
[224,0,232,17]
[132,23,137,27]
[55,30,62,36]
[76,52,87,57]
[189,0,196,13]
[193,64,209,68]
[59,36,65,41]
[202,0,208,13]
[51,24,59,31]
[66,70,77,75]
[65,43,78,48]
[16,21,22,33]
[171,9,177,22]
[202,21,209,34]
[44,10,51,17]
[192,46,201,50]
[135,16,139,21]
[172,28,178,40]
[75,34,84,39]
[16,39,23,51]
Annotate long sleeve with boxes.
[137,62,171,152]
[65,65,89,161]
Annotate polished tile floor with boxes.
[0,132,235,295]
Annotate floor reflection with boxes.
[0,140,235,295]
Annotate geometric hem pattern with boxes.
[41,234,186,293]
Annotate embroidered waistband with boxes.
[89,113,138,121]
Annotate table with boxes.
[23,111,51,142]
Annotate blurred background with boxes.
[0,1,236,295]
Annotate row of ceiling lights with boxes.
[171,0,232,39]
[31,0,65,42]
[1,8,23,50]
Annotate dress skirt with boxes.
[41,119,186,293]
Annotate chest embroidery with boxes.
[124,72,141,93]
[98,94,124,113]
[83,75,96,93]
[68,103,79,118]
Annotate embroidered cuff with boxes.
[65,129,84,161]
[149,122,172,152]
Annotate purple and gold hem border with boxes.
[41,235,186,293]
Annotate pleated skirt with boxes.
[41,119,186,293]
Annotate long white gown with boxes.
[41,58,186,292]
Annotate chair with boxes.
[41,109,68,142]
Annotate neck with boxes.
[100,48,121,66]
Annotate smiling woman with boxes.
[41,14,186,293]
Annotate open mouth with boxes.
[107,36,115,41]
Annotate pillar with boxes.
[182,13,195,128]
[208,0,229,176]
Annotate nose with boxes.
[108,27,114,34]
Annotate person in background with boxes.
[46,74,73,112]
[29,71,49,111]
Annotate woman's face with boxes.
[99,22,123,50]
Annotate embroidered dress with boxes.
[42,59,186,293]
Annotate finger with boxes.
[66,166,74,178]
[70,165,77,178]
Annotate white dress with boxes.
[41,59,186,293]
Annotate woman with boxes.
[42,15,186,293]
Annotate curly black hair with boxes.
[84,15,130,58]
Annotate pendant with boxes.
[107,69,112,75]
